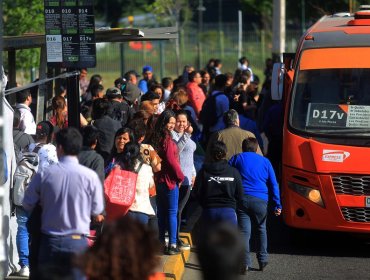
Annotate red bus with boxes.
[272,10,370,233]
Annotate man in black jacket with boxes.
[91,98,122,163]
[78,125,105,184]
[106,86,134,127]
[194,141,243,226]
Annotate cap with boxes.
[142,65,153,73]
[106,87,122,99]
[124,70,140,81]
[36,121,53,137]
[122,83,141,104]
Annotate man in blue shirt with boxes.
[23,127,104,279]
[229,137,281,273]
[138,65,156,94]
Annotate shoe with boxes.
[258,261,268,271]
[167,245,181,255]
[177,239,191,251]
[18,266,30,277]
[240,265,251,275]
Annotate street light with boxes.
[197,0,206,69]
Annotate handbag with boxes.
[104,162,143,221]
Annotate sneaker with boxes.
[177,239,191,251]
[18,266,30,277]
[167,245,181,255]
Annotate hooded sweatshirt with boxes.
[194,160,243,209]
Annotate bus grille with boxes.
[341,207,370,222]
[332,175,370,195]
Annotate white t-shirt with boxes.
[16,103,36,135]
[129,162,155,216]
[29,143,58,173]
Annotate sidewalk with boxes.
[160,232,193,280]
[159,196,202,279]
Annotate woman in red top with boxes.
[150,109,184,255]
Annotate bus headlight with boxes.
[288,182,325,207]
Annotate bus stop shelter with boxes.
[3,26,178,124]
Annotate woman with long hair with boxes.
[78,216,164,280]
[105,127,135,176]
[149,109,184,255]
[49,95,68,129]
[171,110,196,250]
[121,142,156,225]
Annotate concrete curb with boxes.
[162,232,192,280]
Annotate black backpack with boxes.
[199,92,224,128]
[108,101,132,127]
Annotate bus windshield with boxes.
[290,67,370,136]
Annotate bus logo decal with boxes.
[322,150,350,163]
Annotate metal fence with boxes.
[91,22,303,81]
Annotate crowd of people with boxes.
[9,56,283,279]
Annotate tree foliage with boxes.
[94,0,153,27]
[147,0,192,27]
[239,0,354,31]
[3,0,44,74]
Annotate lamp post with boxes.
[301,0,306,34]
[197,0,206,70]
[218,0,224,59]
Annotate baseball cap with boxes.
[106,87,122,99]
[142,65,153,73]
[36,121,53,137]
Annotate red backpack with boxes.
[104,162,143,221]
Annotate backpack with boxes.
[199,92,224,128]
[104,162,143,221]
[13,130,27,163]
[12,144,44,206]
[109,101,131,127]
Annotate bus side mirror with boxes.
[271,62,285,101]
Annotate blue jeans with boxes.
[38,234,88,280]
[237,195,268,267]
[177,185,191,240]
[156,183,179,246]
[127,211,149,225]
[16,206,30,267]
[202,207,237,226]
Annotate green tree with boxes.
[94,0,153,27]
[3,0,44,77]
[148,0,192,74]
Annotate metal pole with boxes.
[120,43,125,78]
[0,0,6,276]
[197,0,204,70]
[301,0,306,34]
[218,0,224,59]
[160,41,165,80]
[67,69,80,129]
[238,10,243,62]
[272,0,286,62]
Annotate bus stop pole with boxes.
[67,69,80,129]
[0,0,6,276]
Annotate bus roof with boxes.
[301,13,370,50]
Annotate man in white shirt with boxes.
[15,89,36,135]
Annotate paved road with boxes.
[183,211,370,280]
